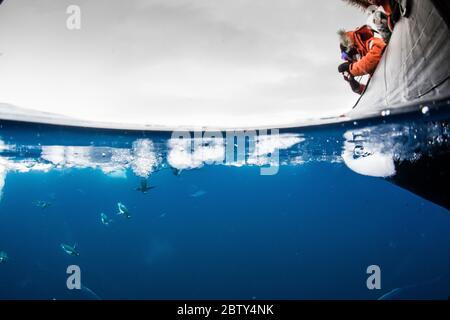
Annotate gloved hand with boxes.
[349,78,361,93]
[343,71,352,82]
[343,73,362,94]
[338,62,350,73]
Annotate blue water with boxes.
[0,109,449,300]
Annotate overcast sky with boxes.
[0,0,367,128]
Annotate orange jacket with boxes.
[347,26,386,77]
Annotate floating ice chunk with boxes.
[41,144,150,176]
[168,136,225,170]
[253,134,304,157]
[105,170,127,179]
[247,133,303,167]
[41,146,66,165]
[342,131,396,178]
[168,132,302,170]
[343,150,396,178]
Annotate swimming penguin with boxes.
[61,244,79,257]
[171,168,183,177]
[117,202,131,219]
[136,179,155,194]
[100,213,113,226]
[0,251,8,263]
[34,200,51,209]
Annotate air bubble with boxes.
[421,106,430,115]
[381,110,391,117]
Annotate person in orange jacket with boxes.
[337,25,387,94]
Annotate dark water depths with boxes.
[0,108,449,300]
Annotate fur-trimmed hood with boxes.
[342,0,395,15]
[338,29,353,49]
[338,26,377,53]
[342,0,373,10]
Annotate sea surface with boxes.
[0,106,449,300]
